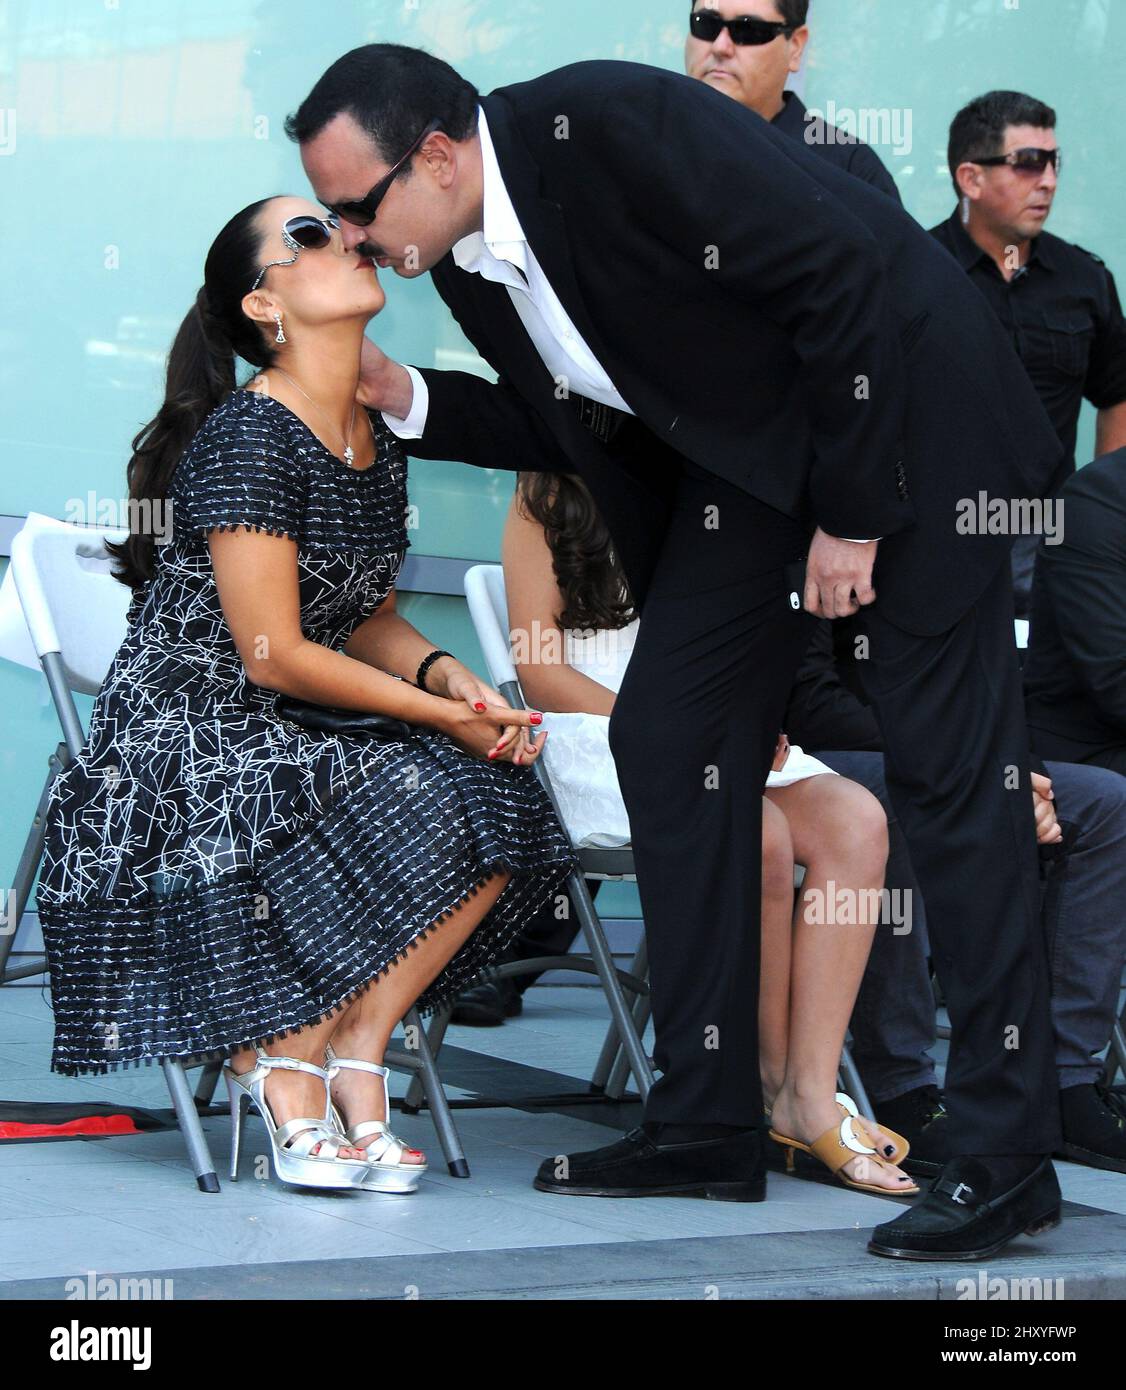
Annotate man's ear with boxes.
[787,26,810,74]
[954,163,983,202]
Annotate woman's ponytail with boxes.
[107,198,280,588]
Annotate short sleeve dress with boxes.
[36,388,579,1077]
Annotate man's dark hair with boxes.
[947,90,1057,194]
[284,44,480,172]
[690,0,809,26]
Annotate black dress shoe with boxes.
[868,1155,1061,1261]
[875,1084,952,1179]
[533,1123,766,1201]
[1057,1081,1126,1174]
[449,978,523,1027]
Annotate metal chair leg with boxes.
[161,1059,220,1192]
[568,870,653,1099]
[1,751,61,983]
[386,1007,468,1178]
[193,1057,222,1107]
[606,987,652,1101]
[838,1040,873,1119]
[402,1006,451,1114]
[592,933,648,1094]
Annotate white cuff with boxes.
[838,536,881,543]
[381,365,429,439]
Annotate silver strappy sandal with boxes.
[324,1042,428,1193]
[225,1049,369,1191]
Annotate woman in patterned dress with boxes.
[35,196,578,1191]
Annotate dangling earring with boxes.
[274,313,286,344]
[961,194,971,225]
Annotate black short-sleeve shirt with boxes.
[930,209,1126,486]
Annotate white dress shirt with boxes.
[381,103,632,439]
[380,104,875,542]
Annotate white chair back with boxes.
[464,564,520,694]
[7,512,131,695]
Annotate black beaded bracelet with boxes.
[416,648,455,692]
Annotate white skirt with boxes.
[538,710,837,848]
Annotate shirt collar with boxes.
[451,104,528,274]
[943,206,1055,275]
[771,90,807,138]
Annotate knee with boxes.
[827,783,889,876]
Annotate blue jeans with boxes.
[816,751,1126,1100]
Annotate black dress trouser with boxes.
[605,422,1061,1154]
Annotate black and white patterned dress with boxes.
[36,388,578,1077]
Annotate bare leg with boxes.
[759,796,796,1109]
[766,775,912,1190]
[230,868,512,1161]
[326,868,513,1160]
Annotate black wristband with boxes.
[416,648,454,692]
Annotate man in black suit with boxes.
[1024,448,1126,775]
[449,0,902,1031]
[288,44,1064,1258]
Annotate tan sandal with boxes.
[834,1092,911,1168]
[770,1100,920,1196]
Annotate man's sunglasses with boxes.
[324,117,444,228]
[689,10,798,45]
[249,212,340,292]
[973,146,1063,175]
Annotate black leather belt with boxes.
[570,391,631,444]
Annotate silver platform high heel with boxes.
[324,1041,428,1193]
[225,1049,369,1191]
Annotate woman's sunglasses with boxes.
[689,10,798,45]
[249,212,340,292]
[973,147,1063,176]
[324,118,444,228]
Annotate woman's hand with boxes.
[433,663,547,766]
[771,731,791,773]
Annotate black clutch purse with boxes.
[276,694,412,741]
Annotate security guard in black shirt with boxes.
[931,91,1126,612]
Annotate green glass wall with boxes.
[3,0,1123,923]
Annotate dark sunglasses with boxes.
[973,146,1063,176]
[325,118,444,228]
[249,212,340,292]
[689,9,798,44]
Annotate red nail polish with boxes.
[487,750,497,759]
[474,702,486,711]
[530,712,542,724]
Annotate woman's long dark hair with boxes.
[107,198,281,588]
[515,472,637,632]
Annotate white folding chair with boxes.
[0,513,221,1190]
[1,513,470,1186]
[401,564,654,1106]
[430,565,871,1114]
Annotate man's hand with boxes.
[1031,771,1063,846]
[804,527,878,619]
[357,336,414,417]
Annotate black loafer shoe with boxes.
[1057,1082,1126,1174]
[533,1124,766,1202]
[868,1155,1061,1261]
[449,979,523,1027]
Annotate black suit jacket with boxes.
[396,61,1063,635]
[1023,447,1126,760]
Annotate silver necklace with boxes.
[272,367,361,467]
